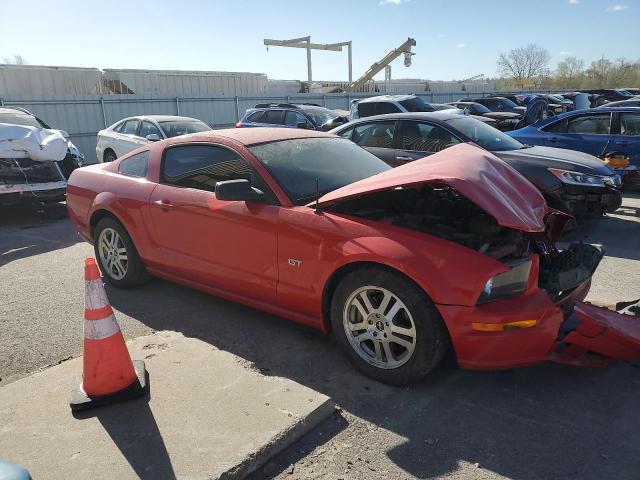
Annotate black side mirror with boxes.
[215,179,264,202]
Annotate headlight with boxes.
[477,259,532,304]
[548,168,613,187]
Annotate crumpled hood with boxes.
[0,123,68,161]
[496,146,614,175]
[317,143,547,232]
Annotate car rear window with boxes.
[398,97,435,112]
[118,151,149,177]
[158,120,211,138]
[247,111,265,122]
[0,112,43,128]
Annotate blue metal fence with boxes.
[0,90,569,163]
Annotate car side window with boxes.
[567,114,611,135]
[263,110,283,125]
[162,144,277,203]
[337,127,354,140]
[357,103,377,118]
[352,121,396,148]
[400,121,461,152]
[121,120,140,135]
[139,121,162,139]
[118,151,149,177]
[113,121,126,133]
[284,111,308,127]
[619,113,640,136]
[376,102,401,115]
[247,111,265,122]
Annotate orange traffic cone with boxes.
[70,258,148,412]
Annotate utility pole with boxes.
[263,37,353,91]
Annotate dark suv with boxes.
[237,103,348,131]
[466,96,527,115]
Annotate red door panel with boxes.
[148,184,278,303]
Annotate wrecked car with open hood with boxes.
[66,129,640,385]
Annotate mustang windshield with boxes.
[446,117,524,151]
[249,137,390,205]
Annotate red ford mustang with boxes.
[67,128,640,385]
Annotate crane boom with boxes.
[343,38,416,93]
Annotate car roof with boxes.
[121,115,202,123]
[338,111,466,124]
[0,107,33,115]
[582,106,640,113]
[357,94,417,104]
[176,126,333,146]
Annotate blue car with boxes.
[508,107,640,167]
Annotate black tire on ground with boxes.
[330,265,449,386]
[603,190,623,214]
[103,150,117,163]
[93,216,149,288]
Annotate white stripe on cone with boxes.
[85,278,110,311]
[84,314,120,340]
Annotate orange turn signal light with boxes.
[472,320,537,332]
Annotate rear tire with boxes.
[93,217,148,288]
[103,150,117,163]
[330,266,449,386]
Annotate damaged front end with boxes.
[320,144,640,369]
[0,124,68,206]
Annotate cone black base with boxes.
[69,360,148,412]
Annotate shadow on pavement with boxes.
[73,381,177,480]
[0,202,82,267]
[107,279,640,480]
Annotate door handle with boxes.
[549,137,559,143]
[616,140,630,146]
[395,155,414,161]
[152,199,174,209]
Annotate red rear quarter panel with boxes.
[66,149,159,259]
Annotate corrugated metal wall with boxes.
[0,90,559,164]
[102,69,268,96]
[0,65,103,96]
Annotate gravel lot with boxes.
[1,194,639,480]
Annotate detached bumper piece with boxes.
[550,301,640,367]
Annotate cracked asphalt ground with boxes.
[1,194,639,480]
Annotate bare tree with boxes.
[2,54,28,65]
[497,44,551,89]
[555,56,585,87]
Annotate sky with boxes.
[1,0,639,82]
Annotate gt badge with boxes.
[288,258,303,267]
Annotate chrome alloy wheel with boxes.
[98,227,128,280]
[343,286,417,369]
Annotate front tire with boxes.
[330,266,448,386]
[103,149,117,163]
[93,217,148,288]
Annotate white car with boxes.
[96,115,211,163]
